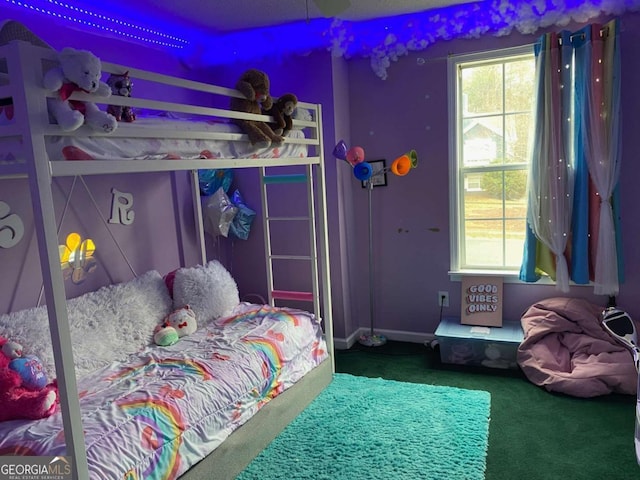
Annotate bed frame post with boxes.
[6,41,90,479]
[315,104,334,365]
[190,169,207,265]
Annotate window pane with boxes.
[505,219,527,267]
[462,115,503,166]
[505,113,531,164]
[463,176,504,219]
[463,220,505,267]
[461,64,503,116]
[505,60,536,112]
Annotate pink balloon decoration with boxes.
[346,146,365,166]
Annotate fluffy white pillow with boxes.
[0,270,172,380]
[172,260,239,323]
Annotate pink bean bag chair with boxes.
[518,297,637,397]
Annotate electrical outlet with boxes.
[438,291,449,307]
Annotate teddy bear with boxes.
[43,47,117,133]
[0,335,59,422]
[229,69,284,149]
[154,305,198,346]
[262,93,298,137]
[106,72,136,122]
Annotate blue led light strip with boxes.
[5,0,189,48]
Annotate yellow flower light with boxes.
[59,232,97,284]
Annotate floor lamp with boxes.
[333,141,418,347]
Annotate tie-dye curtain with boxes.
[520,19,623,295]
[520,30,574,292]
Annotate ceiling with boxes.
[123,0,475,33]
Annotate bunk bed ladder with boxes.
[260,166,321,317]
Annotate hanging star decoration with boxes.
[59,232,97,284]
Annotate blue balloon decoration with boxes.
[353,162,373,181]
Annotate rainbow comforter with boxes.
[0,303,328,479]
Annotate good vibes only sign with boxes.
[461,276,503,327]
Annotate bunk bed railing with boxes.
[0,41,322,171]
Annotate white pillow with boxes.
[0,270,172,380]
[172,260,239,323]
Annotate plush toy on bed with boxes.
[229,69,284,149]
[43,47,117,133]
[0,335,59,422]
[106,72,136,123]
[153,305,198,346]
[262,93,298,137]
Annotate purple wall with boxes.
[343,12,640,338]
[2,9,639,344]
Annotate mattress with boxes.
[0,302,328,479]
[0,113,308,164]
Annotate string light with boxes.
[4,0,189,48]
[5,0,638,78]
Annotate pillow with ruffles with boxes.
[0,270,172,380]
[172,260,239,324]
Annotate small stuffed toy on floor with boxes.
[154,305,198,346]
[107,72,136,122]
[43,47,117,133]
[229,69,284,149]
[0,335,59,422]
[263,93,298,137]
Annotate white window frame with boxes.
[447,45,534,278]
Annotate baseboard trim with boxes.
[334,328,437,350]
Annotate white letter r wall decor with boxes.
[109,188,135,225]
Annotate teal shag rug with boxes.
[237,373,491,480]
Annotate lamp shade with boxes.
[346,146,365,166]
[353,162,373,181]
[332,140,348,161]
[390,150,418,176]
[391,155,411,176]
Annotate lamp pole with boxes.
[359,177,387,347]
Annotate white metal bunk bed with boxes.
[0,37,334,480]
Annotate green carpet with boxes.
[237,373,491,480]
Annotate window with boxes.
[448,46,535,274]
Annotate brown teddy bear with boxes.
[263,93,298,137]
[230,69,284,149]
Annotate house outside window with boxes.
[448,46,535,274]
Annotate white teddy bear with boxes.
[43,47,117,133]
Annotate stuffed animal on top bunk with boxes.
[229,69,284,149]
[153,305,198,346]
[106,72,136,122]
[43,47,117,133]
[0,335,59,422]
[262,93,298,137]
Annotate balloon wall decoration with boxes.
[333,140,419,347]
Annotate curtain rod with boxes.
[559,25,610,45]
